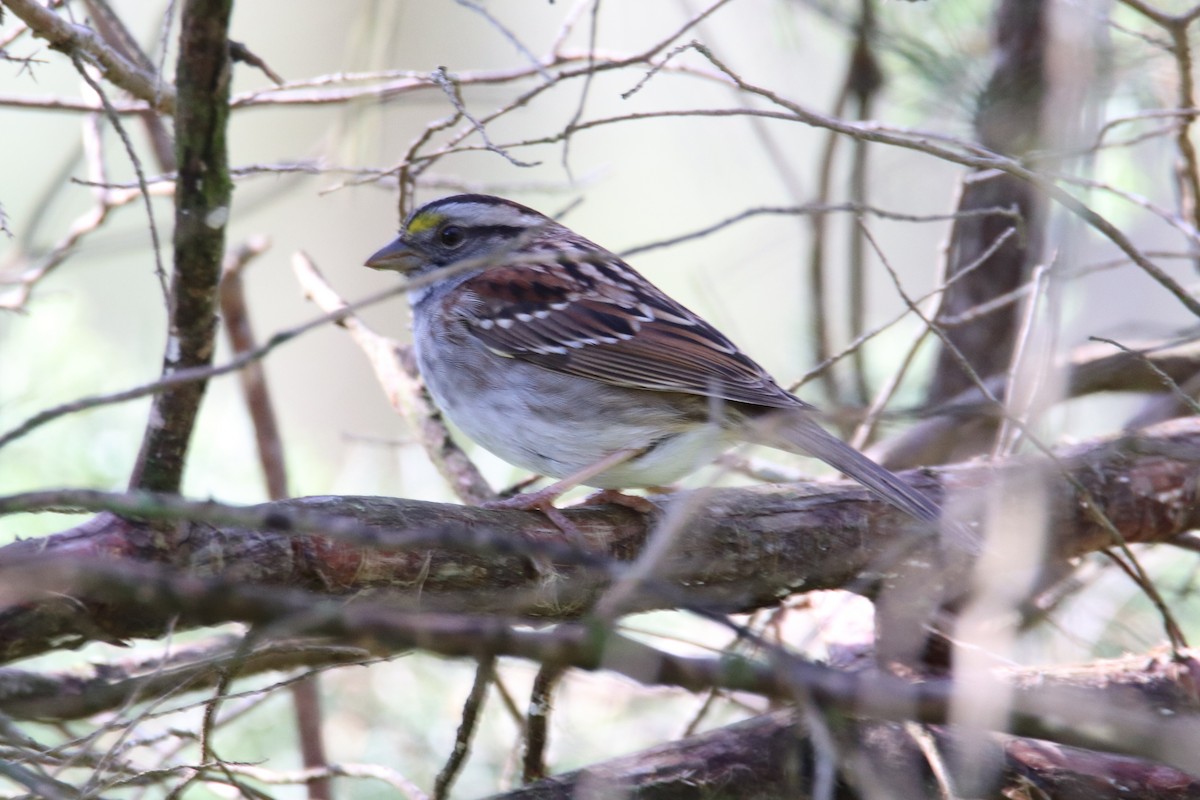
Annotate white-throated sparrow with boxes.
[366,194,941,523]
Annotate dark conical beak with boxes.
[365,236,421,273]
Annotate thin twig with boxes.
[1091,336,1200,416]
[860,225,1189,654]
[3,0,177,111]
[0,276,417,452]
[433,657,495,800]
[292,252,495,505]
[70,54,168,300]
[558,0,600,177]
[431,66,538,169]
[522,663,565,784]
[453,0,550,81]
[220,237,289,500]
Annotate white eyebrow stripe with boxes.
[436,202,546,229]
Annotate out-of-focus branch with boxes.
[926,0,1046,403]
[80,0,176,170]
[805,30,855,406]
[522,664,565,784]
[222,240,332,800]
[433,657,494,800]
[1118,0,1200,271]
[4,557,1200,776]
[0,280,405,452]
[293,253,493,505]
[0,636,370,720]
[873,337,1200,468]
[128,0,232,494]
[494,702,1200,800]
[221,238,287,499]
[0,163,173,311]
[4,627,1200,798]
[845,0,884,408]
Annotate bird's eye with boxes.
[439,225,465,248]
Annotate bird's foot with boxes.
[483,487,587,545]
[483,449,647,543]
[578,488,657,514]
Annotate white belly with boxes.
[413,310,731,488]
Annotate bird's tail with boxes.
[746,410,942,524]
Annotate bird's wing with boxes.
[449,253,805,410]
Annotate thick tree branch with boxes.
[128,0,232,494]
[927,0,1046,404]
[0,418,1198,663]
[494,705,1200,800]
[876,336,1200,468]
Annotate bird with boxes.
[365,194,942,525]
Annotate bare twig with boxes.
[434,657,494,799]
[522,663,565,784]
[558,0,600,177]
[0,280,406,451]
[220,237,288,499]
[3,0,176,112]
[1119,0,1200,273]
[71,53,168,300]
[453,1,550,81]
[291,252,494,505]
[431,66,538,169]
[227,763,428,800]
[81,0,176,169]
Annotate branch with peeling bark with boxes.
[2,604,1199,797]
[0,416,1197,664]
[496,696,1200,800]
[2,632,1196,798]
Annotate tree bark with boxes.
[0,418,1197,663]
[927,0,1046,405]
[495,704,1200,800]
[129,0,233,494]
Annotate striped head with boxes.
[365,194,570,279]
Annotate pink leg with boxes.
[482,448,645,539]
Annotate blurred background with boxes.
[1,1,974,514]
[2,1,1199,797]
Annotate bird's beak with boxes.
[365,236,421,273]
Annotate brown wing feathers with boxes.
[456,257,801,409]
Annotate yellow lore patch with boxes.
[406,211,444,236]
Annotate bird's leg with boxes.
[482,447,644,540]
